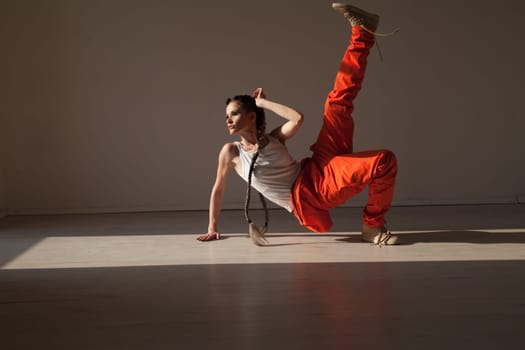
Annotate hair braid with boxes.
[244,151,269,246]
[227,95,270,245]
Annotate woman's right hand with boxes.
[252,87,266,106]
[196,231,221,241]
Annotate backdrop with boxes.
[2,0,524,215]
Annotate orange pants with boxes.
[291,27,397,232]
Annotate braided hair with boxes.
[226,95,269,245]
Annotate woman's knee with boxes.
[376,150,398,177]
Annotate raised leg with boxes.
[310,26,375,165]
[292,4,398,242]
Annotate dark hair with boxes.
[226,95,266,143]
[226,95,269,244]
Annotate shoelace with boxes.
[366,26,400,62]
[374,230,393,247]
[361,25,401,37]
[373,223,394,247]
[356,21,400,62]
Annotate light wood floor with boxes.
[1,205,524,349]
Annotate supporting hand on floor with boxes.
[197,231,221,242]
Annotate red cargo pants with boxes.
[291,27,397,232]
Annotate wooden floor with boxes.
[1,205,524,349]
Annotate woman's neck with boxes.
[239,129,258,145]
[239,133,269,151]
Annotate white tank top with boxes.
[235,136,301,212]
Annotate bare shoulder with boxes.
[218,142,239,168]
[220,142,239,157]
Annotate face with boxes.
[225,101,256,135]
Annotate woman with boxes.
[197,3,399,246]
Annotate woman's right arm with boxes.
[197,143,237,241]
[252,88,304,143]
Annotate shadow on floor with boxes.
[396,230,525,244]
[267,230,525,245]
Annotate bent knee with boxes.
[377,150,398,176]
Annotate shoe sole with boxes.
[331,3,379,26]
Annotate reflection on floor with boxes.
[1,205,524,349]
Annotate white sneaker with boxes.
[361,224,400,246]
[332,3,380,31]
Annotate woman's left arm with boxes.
[252,88,304,143]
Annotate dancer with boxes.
[197,3,399,246]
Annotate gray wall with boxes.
[1,11,6,218]
[2,0,525,215]
[0,166,5,218]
